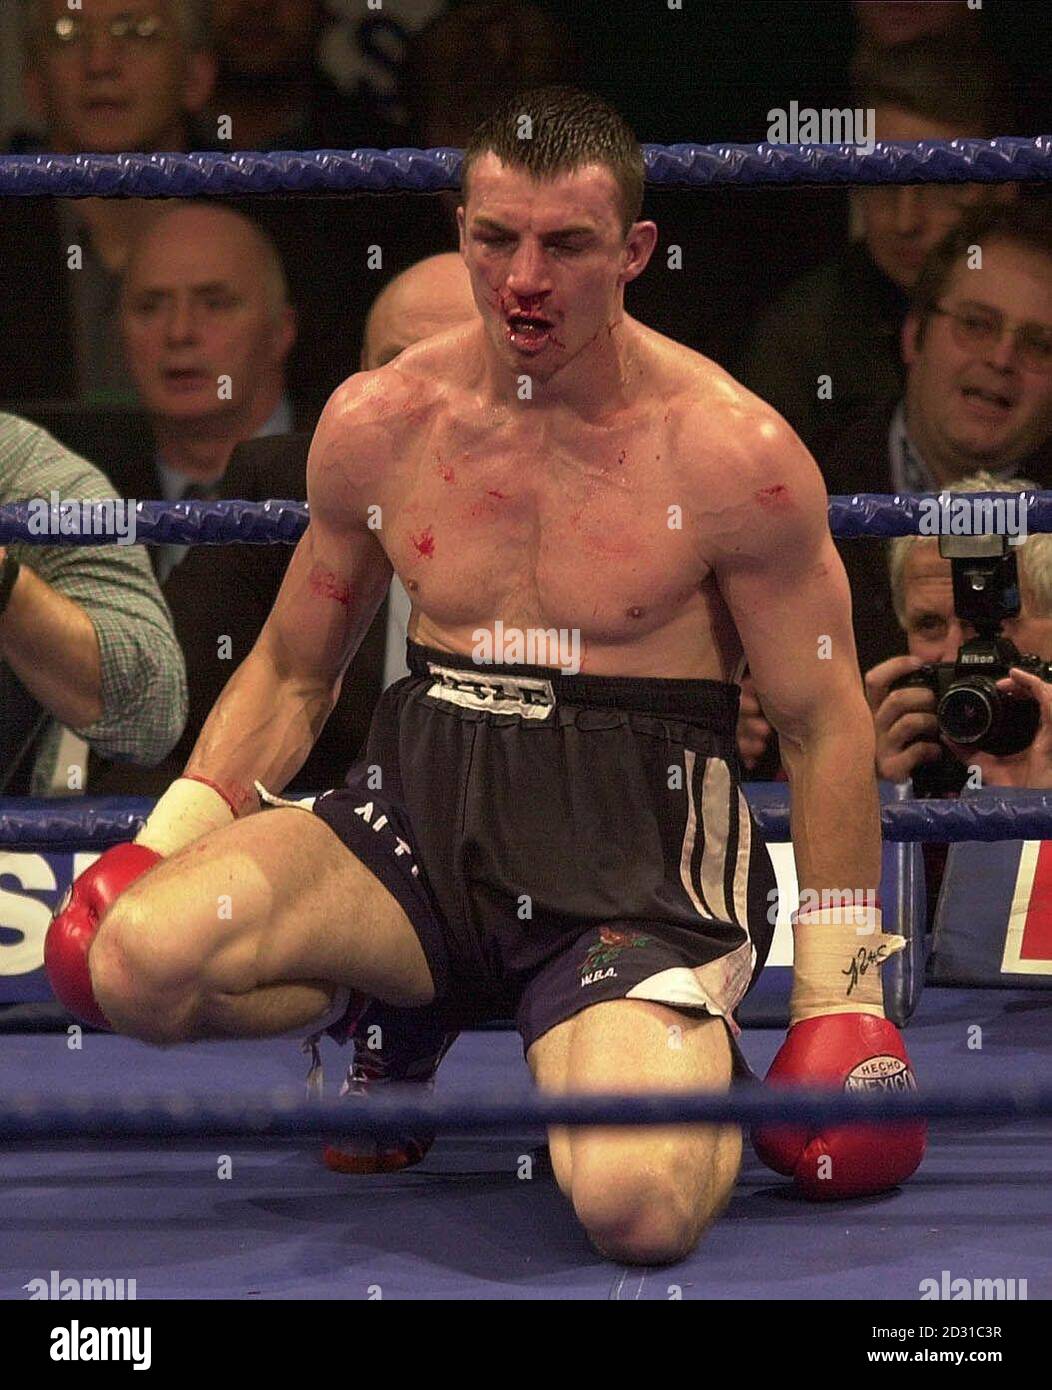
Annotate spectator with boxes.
[0,411,186,796]
[89,250,477,795]
[865,470,1052,795]
[362,250,476,368]
[851,0,979,52]
[868,467,1052,924]
[823,200,1052,673]
[118,202,299,579]
[1,5,454,425]
[206,0,393,150]
[237,194,455,423]
[15,0,216,154]
[0,0,218,404]
[740,34,1017,453]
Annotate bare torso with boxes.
[346,317,769,681]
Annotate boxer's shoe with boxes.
[307,996,456,1175]
[322,1064,440,1176]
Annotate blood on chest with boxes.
[390,483,701,637]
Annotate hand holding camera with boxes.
[873,532,1052,789]
[866,654,944,783]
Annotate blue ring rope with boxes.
[1,137,1049,198]
[1,1081,1051,1141]
[0,498,307,547]
[5,791,1052,849]
[0,492,1047,547]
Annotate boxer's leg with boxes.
[90,808,435,1045]
[528,999,741,1266]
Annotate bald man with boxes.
[361,253,476,372]
[122,203,298,577]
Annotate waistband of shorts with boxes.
[405,641,741,728]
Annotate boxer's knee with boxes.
[570,1130,740,1265]
[571,1153,703,1265]
[90,890,202,1044]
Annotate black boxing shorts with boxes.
[310,641,777,1059]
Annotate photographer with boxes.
[865,471,1052,792]
[740,200,1052,778]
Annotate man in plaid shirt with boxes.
[0,411,187,795]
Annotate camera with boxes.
[890,532,1052,757]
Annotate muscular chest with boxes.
[381,416,703,634]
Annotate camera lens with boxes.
[939,683,993,744]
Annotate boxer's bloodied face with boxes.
[457,153,654,382]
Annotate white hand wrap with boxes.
[789,906,905,1026]
[134,777,237,857]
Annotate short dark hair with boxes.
[852,34,1018,137]
[461,85,644,236]
[911,199,1052,344]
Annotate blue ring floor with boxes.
[2,987,1049,1300]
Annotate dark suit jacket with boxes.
[89,432,388,795]
[740,242,908,455]
[814,398,908,678]
[0,199,79,402]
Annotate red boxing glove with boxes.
[44,843,162,1030]
[752,1013,926,1200]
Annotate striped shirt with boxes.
[0,412,187,793]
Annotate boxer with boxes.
[48,86,923,1264]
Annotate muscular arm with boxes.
[710,421,925,1198]
[0,549,102,728]
[184,376,395,812]
[707,413,880,902]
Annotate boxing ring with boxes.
[2,134,1052,1304]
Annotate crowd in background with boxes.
[4,0,1052,870]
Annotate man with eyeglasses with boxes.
[822,199,1052,676]
[18,0,215,156]
[0,1,216,404]
[741,33,1017,456]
